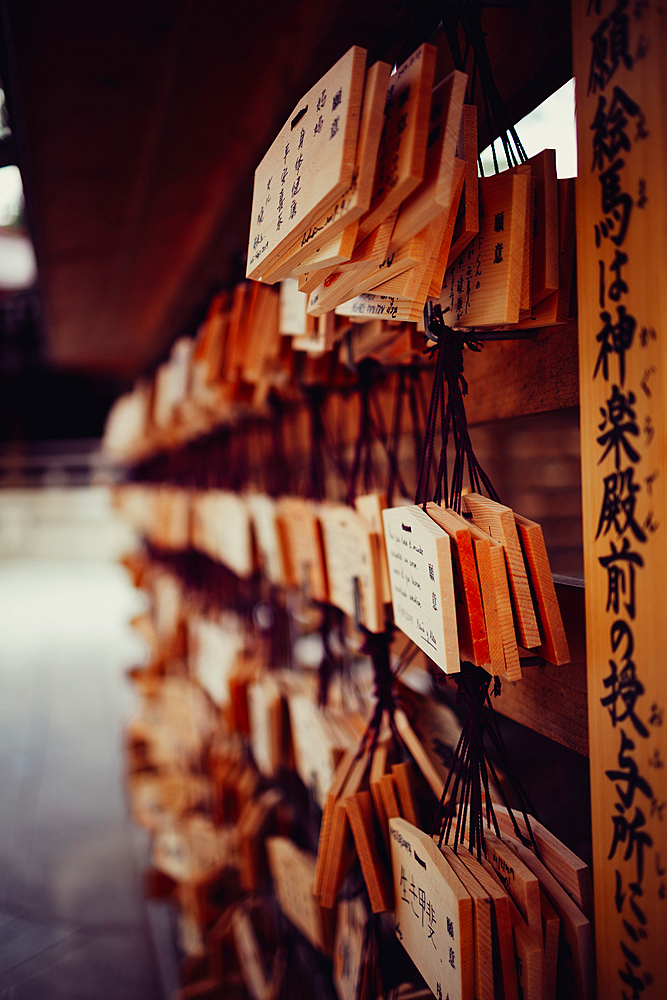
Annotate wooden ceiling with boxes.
[2,0,571,378]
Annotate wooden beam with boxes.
[573,0,667,995]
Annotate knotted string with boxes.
[430,663,540,859]
[415,303,499,513]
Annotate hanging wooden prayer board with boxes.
[462,493,540,650]
[424,503,489,667]
[263,60,392,282]
[441,846,495,1000]
[333,896,369,1000]
[382,505,460,673]
[356,44,437,242]
[318,503,385,633]
[447,104,479,269]
[439,169,529,327]
[266,836,333,954]
[389,818,474,1000]
[387,70,468,251]
[276,497,328,603]
[192,490,254,578]
[247,46,367,280]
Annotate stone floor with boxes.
[0,559,174,1000]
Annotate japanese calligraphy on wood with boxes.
[382,505,460,673]
[572,1,667,995]
[389,818,474,1000]
[247,46,367,280]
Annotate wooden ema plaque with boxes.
[439,170,529,327]
[382,505,460,673]
[481,854,546,1000]
[356,44,437,243]
[445,507,520,679]
[501,830,595,1000]
[462,493,540,650]
[389,818,474,1000]
[232,905,270,1000]
[276,497,328,603]
[492,803,593,922]
[514,512,570,665]
[354,491,392,604]
[447,104,479,269]
[266,836,333,954]
[306,209,404,315]
[387,70,468,251]
[246,493,285,588]
[318,503,384,633]
[262,60,392,283]
[497,175,575,331]
[370,208,451,303]
[335,292,423,324]
[333,896,368,1000]
[247,46,366,280]
[456,849,519,1000]
[441,846,495,1000]
[424,503,489,667]
[192,490,254,579]
[525,149,559,306]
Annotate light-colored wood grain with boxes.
[394,708,446,801]
[484,833,542,934]
[247,46,367,280]
[442,846,495,1000]
[355,491,391,604]
[390,818,474,1000]
[320,749,369,909]
[277,497,328,603]
[501,831,595,1000]
[319,503,384,632]
[425,503,490,667]
[334,896,368,1000]
[345,789,394,912]
[539,889,560,1000]
[573,6,667,994]
[267,837,333,954]
[191,491,253,578]
[456,848,519,1000]
[514,512,570,665]
[313,744,358,897]
[263,60,392,282]
[392,761,419,827]
[335,291,424,323]
[526,149,559,306]
[356,44,437,243]
[297,220,359,273]
[369,739,391,850]
[463,493,540,650]
[306,224,403,309]
[378,771,402,821]
[382,505,460,673]
[498,174,574,331]
[387,70,467,250]
[479,856,546,1000]
[428,159,468,297]
[370,209,449,302]
[447,105,479,268]
[346,227,430,301]
[492,803,594,925]
[439,170,529,327]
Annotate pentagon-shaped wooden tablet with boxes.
[463,493,540,649]
[390,818,474,1000]
[425,503,489,666]
[382,505,460,673]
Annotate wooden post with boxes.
[572,1,667,995]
